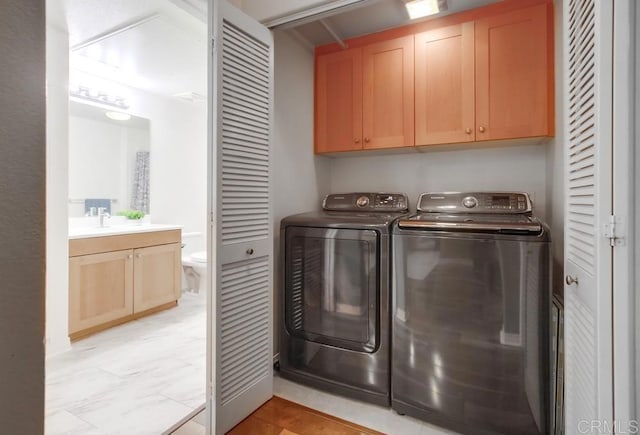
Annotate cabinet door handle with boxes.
[354,138,360,144]
[565,275,579,286]
[465,128,472,135]
[364,137,370,143]
[135,253,141,259]
[127,254,133,259]
[479,126,486,133]
[246,248,254,255]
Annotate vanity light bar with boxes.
[69,86,130,109]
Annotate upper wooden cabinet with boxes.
[475,4,553,140]
[362,36,414,150]
[415,22,475,145]
[315,0,554,153]
[415,3,552,145]
[315,36,414,153]
[315,48,362,153]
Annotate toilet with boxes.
[182,250,207,293]
[181,232,207,293]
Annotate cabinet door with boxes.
[133,243,181,313]
[415,23,475,145]
[475,3,552,140]
[69,249,134,335]
[362,35,414,149]
[315,48,363,153]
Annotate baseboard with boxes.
[45,335,72,359]
[161,403,206,435]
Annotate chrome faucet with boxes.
[98,207,110,227]
[85,206,97,217]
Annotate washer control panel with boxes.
[324,193,409,212]
[417,192,532,214]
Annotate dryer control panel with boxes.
[417,192,532,214]
[323,193,409,212]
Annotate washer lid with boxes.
[190,251,207,263]
[397,213,542,234]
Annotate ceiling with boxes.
[287,0,502,46]
[60,0,207,99]
[56,0,500,99]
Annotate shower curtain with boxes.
[130,151,150,213]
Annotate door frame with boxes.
[612,0,637,424]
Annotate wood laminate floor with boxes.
[171,396,383,435]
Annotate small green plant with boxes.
[118,209,145,220]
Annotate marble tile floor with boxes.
[46,290,207,435]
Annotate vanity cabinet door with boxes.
[133,242,181,313]
[69,249,134,336]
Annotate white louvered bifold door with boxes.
[208,2,273,433]
[563,0,613,433]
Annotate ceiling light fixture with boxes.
[105,111,131,121]
[69,85,130,110]
[404,0,448,20]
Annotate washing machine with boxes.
[392,192,550,434]
[279,192,409,406]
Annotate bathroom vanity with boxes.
[68,225,182,340]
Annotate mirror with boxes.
[68,100,151,218]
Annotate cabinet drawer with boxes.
[69,229,181,257]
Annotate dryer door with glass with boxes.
[284,226,379,353]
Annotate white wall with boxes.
[272,30,331,355]
[46,24,71,356]
[0,1,46,431]
[329,143,550,217]
[143,96,207,254]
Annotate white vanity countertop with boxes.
[69,223,183,240]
